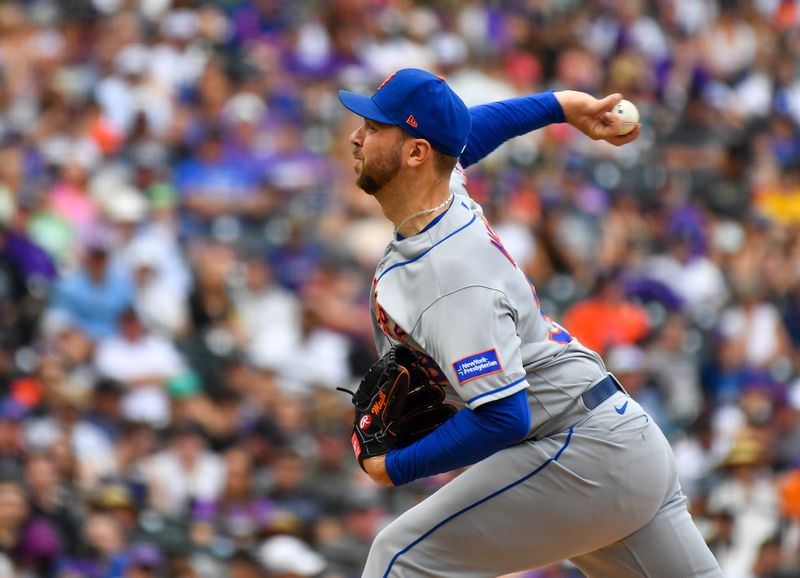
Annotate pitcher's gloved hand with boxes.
[341,345,456,471]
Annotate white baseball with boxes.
[613,99,639,135]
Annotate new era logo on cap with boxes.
[338,68,471,158]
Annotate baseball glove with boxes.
[340,345,456,470]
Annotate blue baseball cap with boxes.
[339,68,471,158]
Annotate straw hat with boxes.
[720,435,767,468]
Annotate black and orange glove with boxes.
[341,345,456,470]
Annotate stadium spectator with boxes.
[46,236,134,341]
[94,308,185,427]
[561,270,650,355]
[144,421,225,519]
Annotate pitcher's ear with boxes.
[405,138,434,168]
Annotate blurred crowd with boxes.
[1,0,800,577]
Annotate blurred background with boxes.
[0,0,799,577]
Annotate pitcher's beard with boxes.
[358,165,397,194]
[355,140,403,195]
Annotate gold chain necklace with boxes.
[395,192,454,235]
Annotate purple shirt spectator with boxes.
[3,230,57,283]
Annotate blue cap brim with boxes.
[338,90,395,125]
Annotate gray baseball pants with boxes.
[362,394,722,578]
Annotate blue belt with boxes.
[580,374,625,411]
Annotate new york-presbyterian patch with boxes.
[453,349,503,385]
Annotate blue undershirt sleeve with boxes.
[460,92,566,169]
[384,387,531,486]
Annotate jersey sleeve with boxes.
[417,286,528,409]
[460,92,565,168]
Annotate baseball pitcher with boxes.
[339,68,723,578]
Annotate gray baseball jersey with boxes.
[363,171,722,577]
[371,171,608,432]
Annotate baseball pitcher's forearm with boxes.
[385,388,531,485]
[462,91,638,170]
